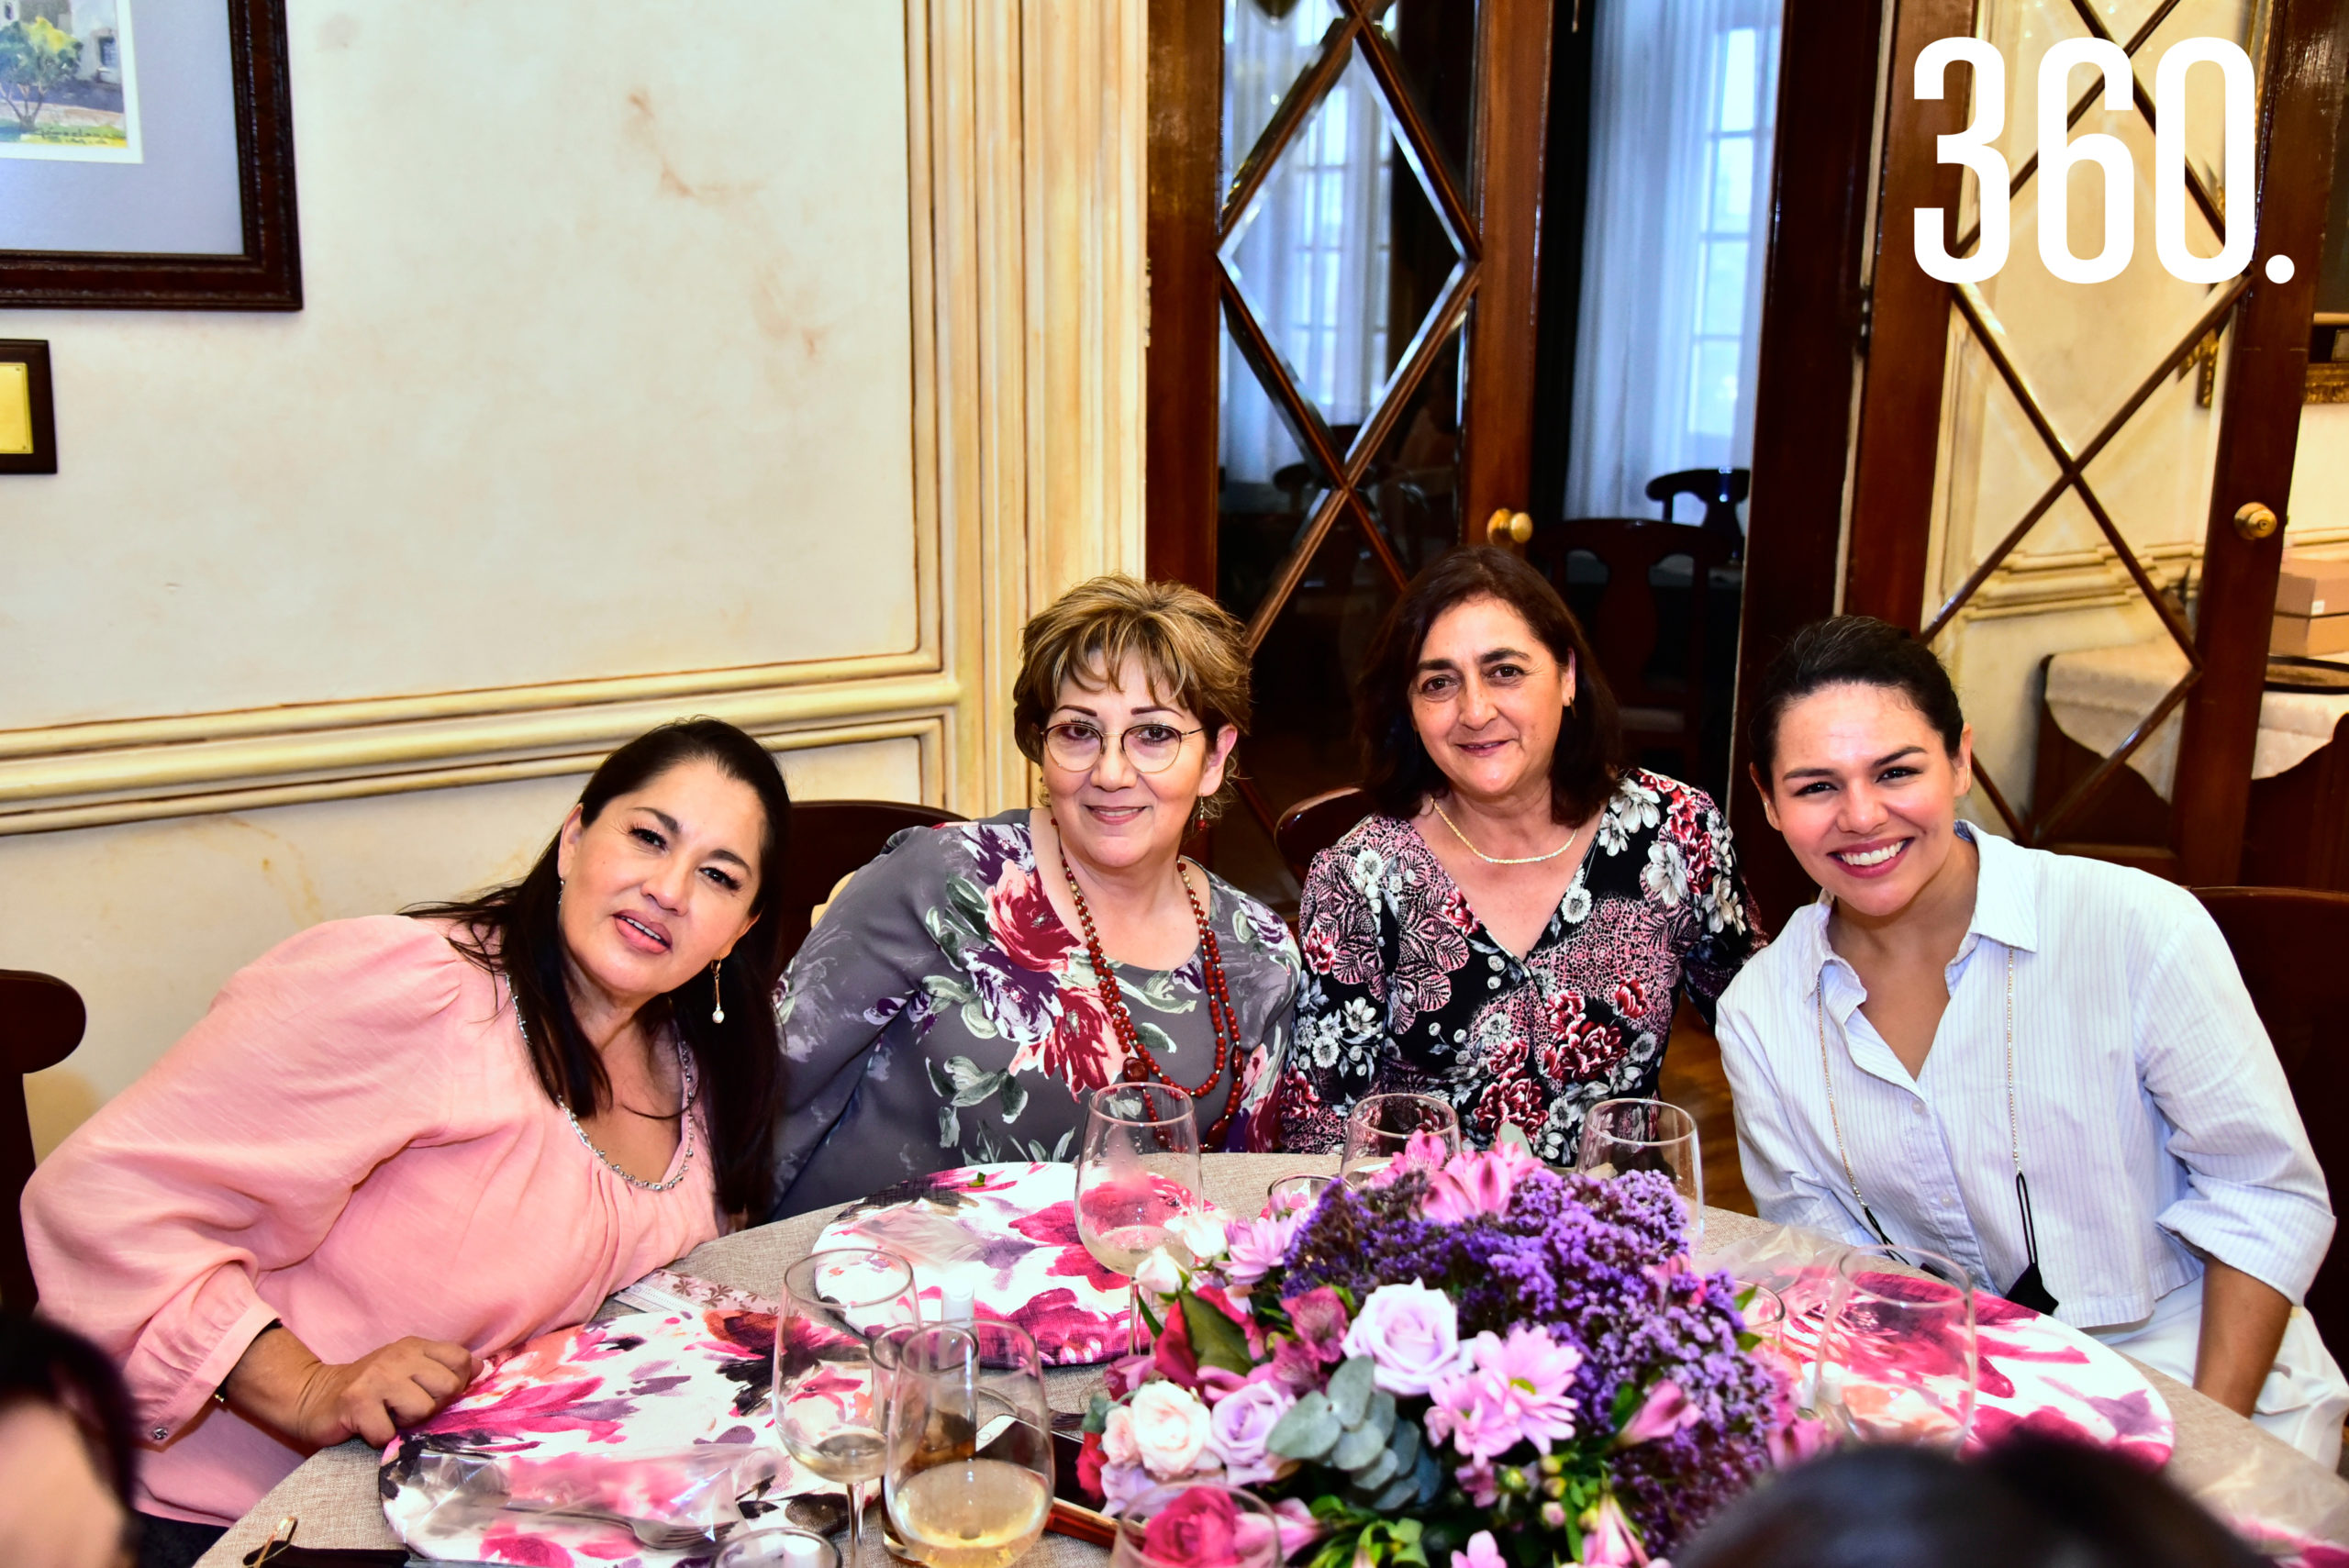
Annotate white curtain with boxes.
[1565,0,1782,520]
[1220,6,1395,485]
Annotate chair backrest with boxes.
[1275,787,1375,884]
[2192,887,2349,1363]
[778,800,965,968]
[1523,517,1741,782]
[0,969,86,1310]
[1643,467,1750,549]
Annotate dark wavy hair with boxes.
[1356,547,1621,824]
[408,718,789,1219]
[1744,616,1967,785]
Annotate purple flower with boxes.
[1456,1457,1500,1507]
[1204,1379,1297,1486]
[1341,1280,1464,1396]
[1613,1379,1699,1449]
[1450,1531,1508,1568]
[1223,1213,1300,1289]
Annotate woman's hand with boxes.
[225,1325,480,1449]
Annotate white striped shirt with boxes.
[1716,824,2333,1329]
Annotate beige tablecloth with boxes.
[195,1153,2349,1565]
[2045,638,2349,801]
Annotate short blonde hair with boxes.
[1013,576,1252,816]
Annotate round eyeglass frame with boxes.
[1041,720,1205,774]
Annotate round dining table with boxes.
[193,1152,2349,1565]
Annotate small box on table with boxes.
[2271,558,2349,657]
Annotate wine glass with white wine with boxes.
[1074,1084,1203,1353]
[885,1322,1054,1568]
[774,1248,919,1568]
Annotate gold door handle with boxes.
[2233,502,2279,541]
[1486,509,1533,545]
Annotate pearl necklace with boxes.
[1048,817,1242,1145]
[1431,801,1582,865]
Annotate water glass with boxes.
[1339,1093,1462,1185]
[1574,1097,1704,1245]
[885,1322,1054,1568]
[1735,1281,1789,1363]
[1264,1173,1334,1218]
[718,1525,841,1568]
[1109,1483,1283,1568]
[774,1249,919,1568]
[1075,1084,1203,1352]
[1817,1244,1978,1451]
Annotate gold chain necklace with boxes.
[1431,801,1581,865]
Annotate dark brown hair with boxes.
[1356,547,1621,824]
[408,718,789,1218]
[1744,616,1967,786]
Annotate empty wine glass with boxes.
[718,1525,841,1568]
[885,1322,1054,1568]
[774,1249,919,1568]
[1575,1097,1704,1245]
[1075,1084,1203,1353]
[1110,1483,1283,1568]
[1817,1244,1978,1451]
[1264,1172,1335,1218]
[1735,1281,1789,1365]
[1339,1093,1461,1185]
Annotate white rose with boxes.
[1133,1246,1186,1296]
[1101,1404,1141,1466]
[1166,1209,1230,1262]
[1127,1381,1211,1475]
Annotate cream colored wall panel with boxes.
[15,730,933,1161]
[2291,406,2349,539]
[0,0,918,732]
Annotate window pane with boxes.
[1710,136,1753,231]
[1698,239,1748,337]
[1717,28,1758,134]
[1687,339,1741,439]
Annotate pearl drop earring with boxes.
[710,960,726,1024]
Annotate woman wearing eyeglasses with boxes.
[768,576,1302,1218]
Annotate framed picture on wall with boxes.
[0,0,298,309]
[0,339,57,473]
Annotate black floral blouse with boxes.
[1275,770,1764,1162]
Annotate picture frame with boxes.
[0,0,298,310]
[0,339,57,473]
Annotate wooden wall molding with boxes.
[0,0,1150,835]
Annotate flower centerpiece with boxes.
[1076,1137,1812,1568]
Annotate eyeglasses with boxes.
[1041,720,1203,773]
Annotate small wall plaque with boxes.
[0,340,56,473]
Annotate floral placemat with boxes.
[378,1307,821,1567]
[1772,1262,2176,1463]
[815,1162,1129,1365]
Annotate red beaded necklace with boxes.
[1050,821,1243,1145]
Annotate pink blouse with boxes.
[23,916,725,1526]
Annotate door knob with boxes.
[1486,509,1533,545]
[2233,501,2279,541]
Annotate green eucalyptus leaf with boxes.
[1369,1470,1418,1511]
[1387,1418,1419,1471]
[1330,1422,1386,1472]
[1348,1446,1398,1489]
[1362,1390,1397,1445]
[1267,1392,1341,1461]
[1328,1355,1375,1427]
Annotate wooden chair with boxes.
[2192,887,2349,1365]
[777,800,965,968]
[1,970,85,1310]
[1643,467,1749,554]
[1274,786,1375,884]
[1523,517,1742,787]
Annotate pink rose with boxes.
[1102,1405,1141,1466]
[1141,1486,1242,1567]
[1203,1379,1297,1487]
[1128,1381,1212,1475]
[1341,1280,1464,1396]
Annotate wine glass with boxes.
[1264,1172,1335,1218]
[1816,1244,1978,1451]
[1734,1281,1789,1366]
[1339,1093,1462,1185]
[718,1525,841,1568]
[885,1322,1054,1568]
[1110,1483,1284,1568]
[774,1249,919,1568]
[1575,1097,1705,1245]
[1075,1084,1203,1353]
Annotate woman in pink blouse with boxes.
[25,719,791,1567]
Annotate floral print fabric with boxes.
[1279,771,1762,1162]
[772,810,1301,1218]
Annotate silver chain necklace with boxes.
[516,993,698,1193]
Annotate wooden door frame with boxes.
[1141,0,1556,602]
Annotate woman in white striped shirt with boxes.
[1716,616,2346,1462]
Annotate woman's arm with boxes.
[1715,980,1876,1241]
[22,918,472,1446]
[2193,1259,2293,1417]
[1278,846,1395,1151]
[1666,787,1768,1025]
[223,1324,478,1449]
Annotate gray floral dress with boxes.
[769,810,1303,1218]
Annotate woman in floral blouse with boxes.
[770,577,1302,1218]
[1278,548,1763,1163]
